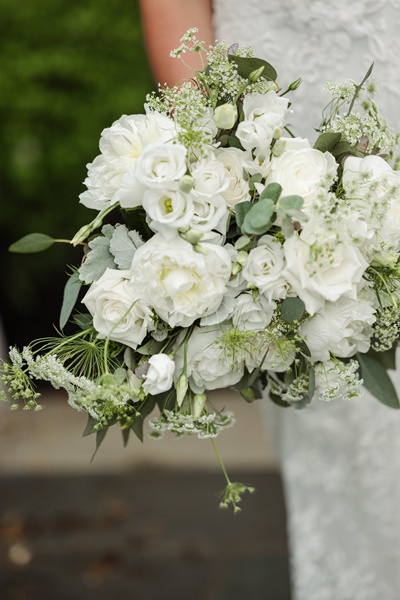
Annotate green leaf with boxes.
[249,173,263,191]
[259,183,282,203]
[235,201,253,228]
[278,195,304,211]
[91,428,108,461]
[373,345,397,371]
[228,132,245,150]
[131,397,156,442]
[228,55,277,81]
[357,352,400,409]
[136,339,163,356]
[73,313,93,330]
[332,140,354,157]
[59,271,82,330]
[9,233,55,253]
[78,225,116,284]
[281,297,305,323]
[308,367,316,400]
[121,427,130,447]
[242,199,275,234]
[109,224,144,269]
[83,414,99,437]
[313,132,341,153]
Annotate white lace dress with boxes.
[213,3,400,599]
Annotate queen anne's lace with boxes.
[214,2,400,598]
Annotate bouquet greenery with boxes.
[2,29,400,511]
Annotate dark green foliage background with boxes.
[0,0,154,345]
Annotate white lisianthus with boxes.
[130,234,232,327]
[242,236,288,301]
[136,141,188,188]
[142,354,176,395]
[80,113,176,211]
[283,219,368,315]
[215,148,251,207]
[242,149,272,177]
[242,91,290,122]
[236,91,289,152]
[174,325,245,393]
[232,292,277,331]
[342,155,400,249]
[82,268,153,349]
[142,186,194,237]
[267,138,337,209]
[300,296,376,362]
[213,103,238,129]
[192,159,229,198]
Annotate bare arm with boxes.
[140,0,215,86]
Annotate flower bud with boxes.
[182,229,204,245]
[192,393,207,418]
[236,250,248,266]
[214,103,238,130]
[176,372,189,407]
[179,174,195,193]
[288,77,302,91]
[248,66,265,83]
[232,262,243,277]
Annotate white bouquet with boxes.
[2,30,400,511]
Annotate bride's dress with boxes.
[213,2,400,599]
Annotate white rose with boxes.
[142,186,194,237]
[283,219,368,315]
[142,354,175,395]
[267,139,337,209]
[80,113,176,211]
[192,159,229,198]
[213,103,238,129]
[232,292,277,331]
[191,194,230,234]
[174,325,245,393]
[130,234,232,327]
[215,148,251,207]
[136,141,187,188]
[299,296,376,362]
[242,236,288,301]
[82,268,153,349]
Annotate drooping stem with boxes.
[210,438,231,486]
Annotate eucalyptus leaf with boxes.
[332,140,354,157]
[235,201,253,228]
[242,198,275,234]
[371,345,397,371]
[278,195,304,211]
[136,339,164,356]
[249,173,263,191]
[109,224,144,269]
[259,183,282,203]
[59,271,82,330]
[9,233,55,253]
[228,55,277,81]
[357,352,400,408]
[281,297,305,323]
[313,132,341,153]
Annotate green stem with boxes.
[46,328,93,357]
[210,439,231,486]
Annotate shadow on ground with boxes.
[0,470,291,600]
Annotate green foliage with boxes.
[0,0,154,344]
[281,297,305,323]
[59,270,82,329]
[357,351,400,408]
[9,233,55,253]
[227,55,277,82]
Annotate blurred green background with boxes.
[0,0,154,346]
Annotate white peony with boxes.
[242,236,288,301]
[174,325,245,393]
[82,268,153,349]
[142,354,176,395]
[232,292,277,331]
[215,148,251,207]
[267,138,337,209]
[130,234,232,327]
[299,296,376,362]
[283,219,368,315]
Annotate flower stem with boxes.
[210,438,231,486]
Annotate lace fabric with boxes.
[212,3,400,599]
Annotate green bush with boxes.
[0,0,155,344]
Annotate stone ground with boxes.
[0,391,291,600]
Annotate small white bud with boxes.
[179,175,195,193]
[214,103,238,130]
[176,373,189,407]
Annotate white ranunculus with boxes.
[80,113,177,211]
[142,354,175,395]
[191,194,230,234]
[192,159,229,198]
[283,219,368,315]
[82,268,153,349]
[299,296,376,362]
[232,292,277,331]
[213,103,238,129]
[174,325,245,393]
[142,186,194,237]
[267,139,337,209]
[343,155,400,249]
[130,234,232,327]
[242,236,288,301]
[245,332,296,373]
[215,148,251,207]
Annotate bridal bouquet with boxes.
[2,29,400,510]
